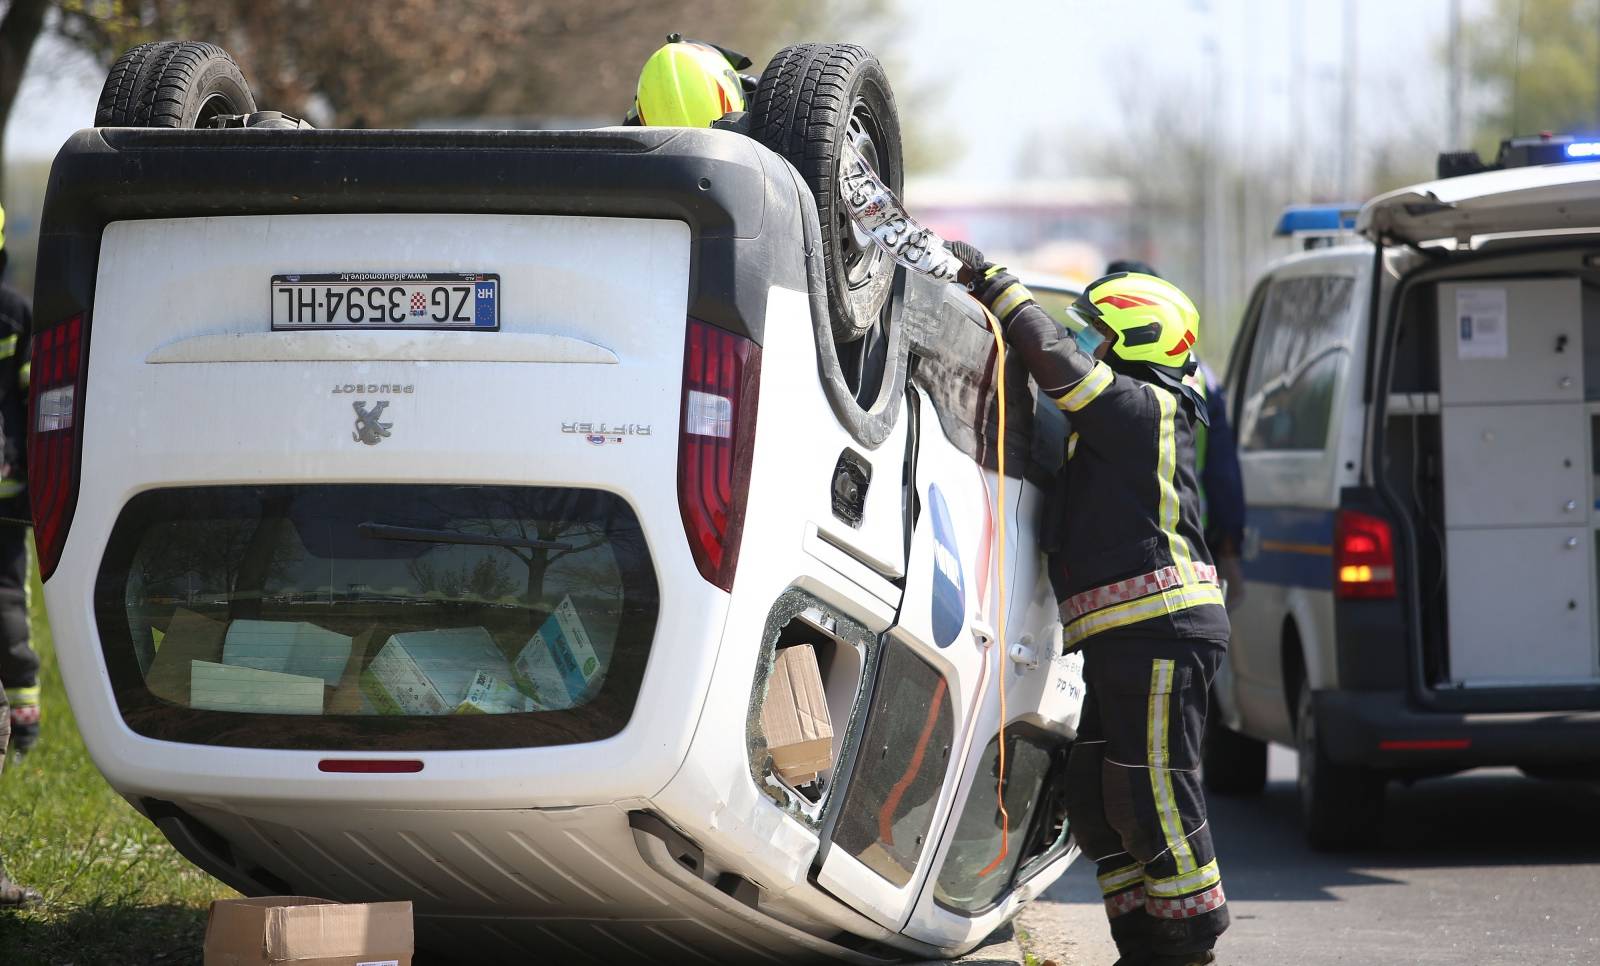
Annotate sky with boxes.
[895,0,1459,185]
[8,0,1462,177]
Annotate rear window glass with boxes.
[94,485,658,750]
[1238,274,1356,452]
[831,642,953,887]
[934,727,1066,914]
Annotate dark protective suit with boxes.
[0,283,35,749]
[982,277,1231,960]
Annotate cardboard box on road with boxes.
[202,896,413,966]
[761,643,834,784]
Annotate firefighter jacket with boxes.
[0,285,27,501]
[1001,298,1230,650]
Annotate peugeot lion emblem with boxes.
[352,400,392,446]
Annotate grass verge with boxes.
[0,558,235,964]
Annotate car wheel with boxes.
[1296,677,1384,850]
[96,41,256,128]
[1201,695,1268,797]
[749,42,903,344]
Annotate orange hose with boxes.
[976,304,1010,879]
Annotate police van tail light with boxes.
[1335,510,1396,599]
[678,318,761,592]
[29,314,86,581]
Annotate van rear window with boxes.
[93,485,658,750]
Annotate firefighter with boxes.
[0,204,34,757]
[946,243,1229,966]
[624,33,754,128]
[1106,260,1245,610]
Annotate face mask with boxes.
[1073,325,1106,355]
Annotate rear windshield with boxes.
[94,485,659,750]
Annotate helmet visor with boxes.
[1063,302,1107,355]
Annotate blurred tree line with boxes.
[1461,0,1600,152]
[0,0,926,192]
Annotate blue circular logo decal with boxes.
[928,484,966,648]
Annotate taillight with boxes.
[29,315,86,580]
[678,318,760,591]
[1335,509,1395,599]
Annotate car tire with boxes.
[1296,677,1384,851]
[1202,697,1268,797]
[749,42,903,344]
[96,41,256,128]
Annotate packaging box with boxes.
[190,661,325,715]
[761,643,835,784]
[512,595,602,709]
[203,896,412,966]
[455,670,538,714]
[146,608,227,706]
[223,620,354,688]
[360,627,513,716]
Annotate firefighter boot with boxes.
[1109,908,1157,966]
[0,855,39,908]
[6,685,38,756]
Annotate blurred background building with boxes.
[0,0,1594,362]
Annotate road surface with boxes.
[999,745,1600,965]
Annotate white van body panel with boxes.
[53,213,723,808]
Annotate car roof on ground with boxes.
[1358,161,1600,245]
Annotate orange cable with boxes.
[976,304,1010,879]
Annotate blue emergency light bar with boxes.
[1273,205,1360,238]
[1566,141,1600,159]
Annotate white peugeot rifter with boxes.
[30,40,1087,962]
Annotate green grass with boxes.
[0,560,235,964]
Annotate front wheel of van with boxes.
[1202,700,1267,797]
[749,42,903,344]
[1296,678,1384,851]
[96,41,256,128]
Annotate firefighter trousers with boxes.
[0,508,32,693]
[1064,637,1228,958]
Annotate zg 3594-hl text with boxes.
[270,273,499,330]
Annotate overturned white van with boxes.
[31,41,1085,962]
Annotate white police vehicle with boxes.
[1207,135,1600,849]
[30,41,1084,962]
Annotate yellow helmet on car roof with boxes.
[633,36,744,128]
[1068,272,1200,368]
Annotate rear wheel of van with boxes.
[95,41,255,128]
[1202,701,1268,797]
[749,42,903,344]
[1296,678,1384,850]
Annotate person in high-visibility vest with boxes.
[0,203,36,909]
[947,242,1229,966]
[0,203,36,758]
[1108,261,1244,609]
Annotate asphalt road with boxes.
[1001,745,1600,966]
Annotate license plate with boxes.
[271,273,499,330]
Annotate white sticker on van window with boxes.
[1456,287,1508,360]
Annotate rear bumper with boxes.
[1317,689,1600,769]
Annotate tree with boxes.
[0,0,45,197]
[1459,0,1600,152]
[37,0,923,136]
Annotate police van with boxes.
[1207,135,1600,849]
